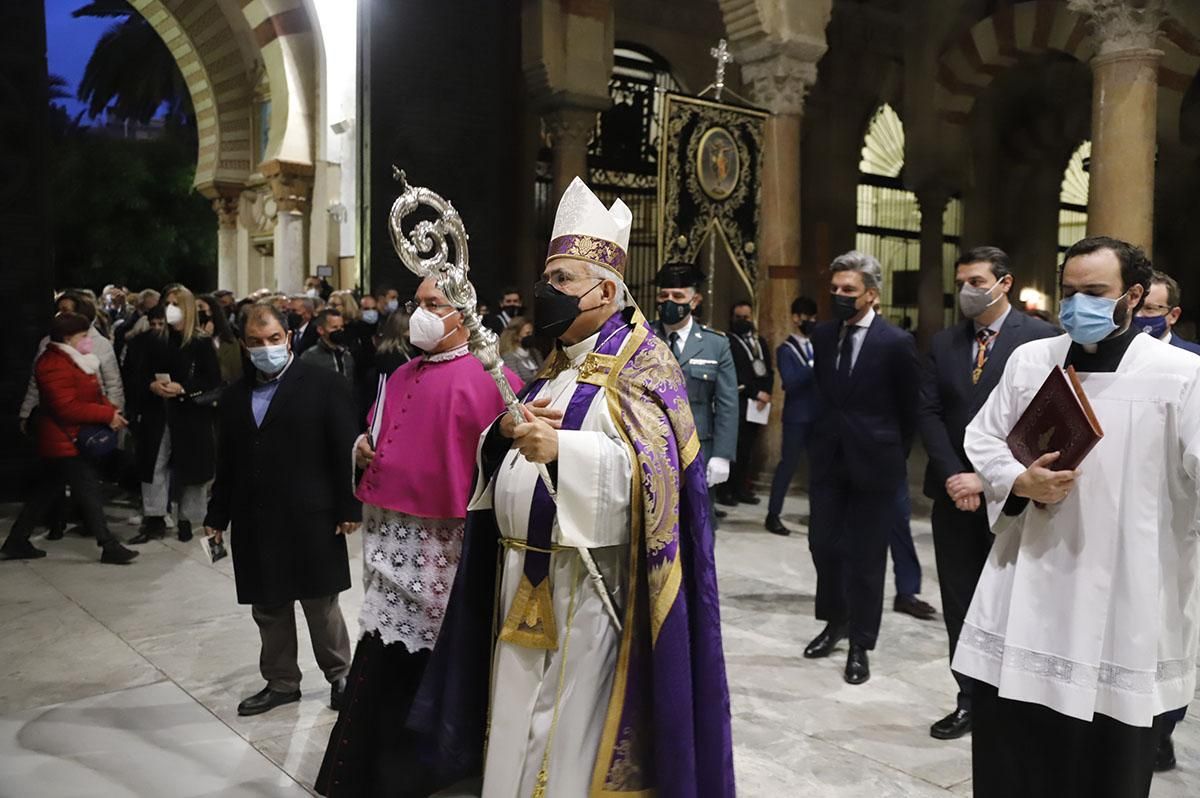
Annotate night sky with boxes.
[45,0,115,122]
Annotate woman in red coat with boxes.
[1,313,139,564]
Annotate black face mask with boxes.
[198,311,212,326]
[503,304,525,318]
[533,279,601,340]
[658,300,692,326]
[520,334,538,351]
[328,329,348,347]
[287,312,304,331]
[799,319,815,335]
[730,319,754,336]
[831,294,861,322]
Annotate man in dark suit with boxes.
[1134,270,1200,356]
[204,303,362,717]
[919,246,1058,740]
[804,251,919,686]
[288,295,320,355]
[1133,269,1197,772]
[765,296,819,535]
[717,300,774,506]
[482,286,524,335]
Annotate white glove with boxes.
[706,456,730,487]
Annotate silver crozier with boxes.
[387,169,621,633]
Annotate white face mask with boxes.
[165,304,184,327]
[306,288,320,298]
[408,306,458,352]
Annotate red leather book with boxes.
[1005,365,1103,471]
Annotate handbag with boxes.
[184,347,224,408]
[76,424,119,461]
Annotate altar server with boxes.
[957,236,1200,798]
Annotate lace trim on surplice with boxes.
[960,623,1195,695]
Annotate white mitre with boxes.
[545,176,633,278]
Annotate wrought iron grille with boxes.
[534,45,682,312]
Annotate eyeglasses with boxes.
[404,300,455,316]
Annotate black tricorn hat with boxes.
[655,261,706,289]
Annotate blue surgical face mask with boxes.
[361,309,379,325]
[385,299,399,314]
[1134,313,1169,339]
[1059,291,1127,345]
[248,343,290,375]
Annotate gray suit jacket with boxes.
[652,319,738,462]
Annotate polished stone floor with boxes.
[1,495,1197,797]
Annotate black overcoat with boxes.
[136,329,221,486]
[204,360,362,605]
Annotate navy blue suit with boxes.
[767,335,818,516]
[1169,332,1200,356]
[808,314,919,649]
[919,308,1058,710]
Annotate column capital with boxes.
[914,184,952,214]
[260,159,315,214]
[542,106,598,149]
[212,195,240,229]
[1067,0,1166,54]
[738,39,824,116]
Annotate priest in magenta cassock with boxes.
[955,236,1200,798]
[409,177,734,798]
[315,276,521,798]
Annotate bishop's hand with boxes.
[512,403,559,464]
[1012,451,1079,505]
[499,397,564,438]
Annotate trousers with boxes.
[889,486,921,597]
[5,457,116,548]
[251,594,352,692]
[767,421,810,516]
[141,427,207,524]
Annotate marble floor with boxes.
[1,495,1197,797]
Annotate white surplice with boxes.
[956,332,1200,727]
[468,329,633,798]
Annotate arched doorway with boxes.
[855,103,962,330]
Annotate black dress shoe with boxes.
[803,622,847,659]
[930,708,972,740]
[714,492,738,508]
[129,516,166,545]
[736,492,761,505]
[1,541,47,560]
[1155,733,1177,772]
[844,644,870,685]
[764,514,791,536]
[46,525,65,541]
[238,686,302,716]
[894,595,938,621]
[177,520,193,543]
[100,543,139,565]
[714,508,727,519]
[330,677,347,711]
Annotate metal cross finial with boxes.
[710,38,734,101]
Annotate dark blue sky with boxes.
[46,0,115,121]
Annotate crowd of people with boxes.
[5,175,1200,798]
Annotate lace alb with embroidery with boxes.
[358,504,464,651]
[960,622,1195,695]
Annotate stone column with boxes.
[261,159,314,294]
[544,106,600,202]
[213,196,239,292]
[916,187,950,349]
[741,44,821,472]
[1070,0,1164,253]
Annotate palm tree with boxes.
[73,0,192,126]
